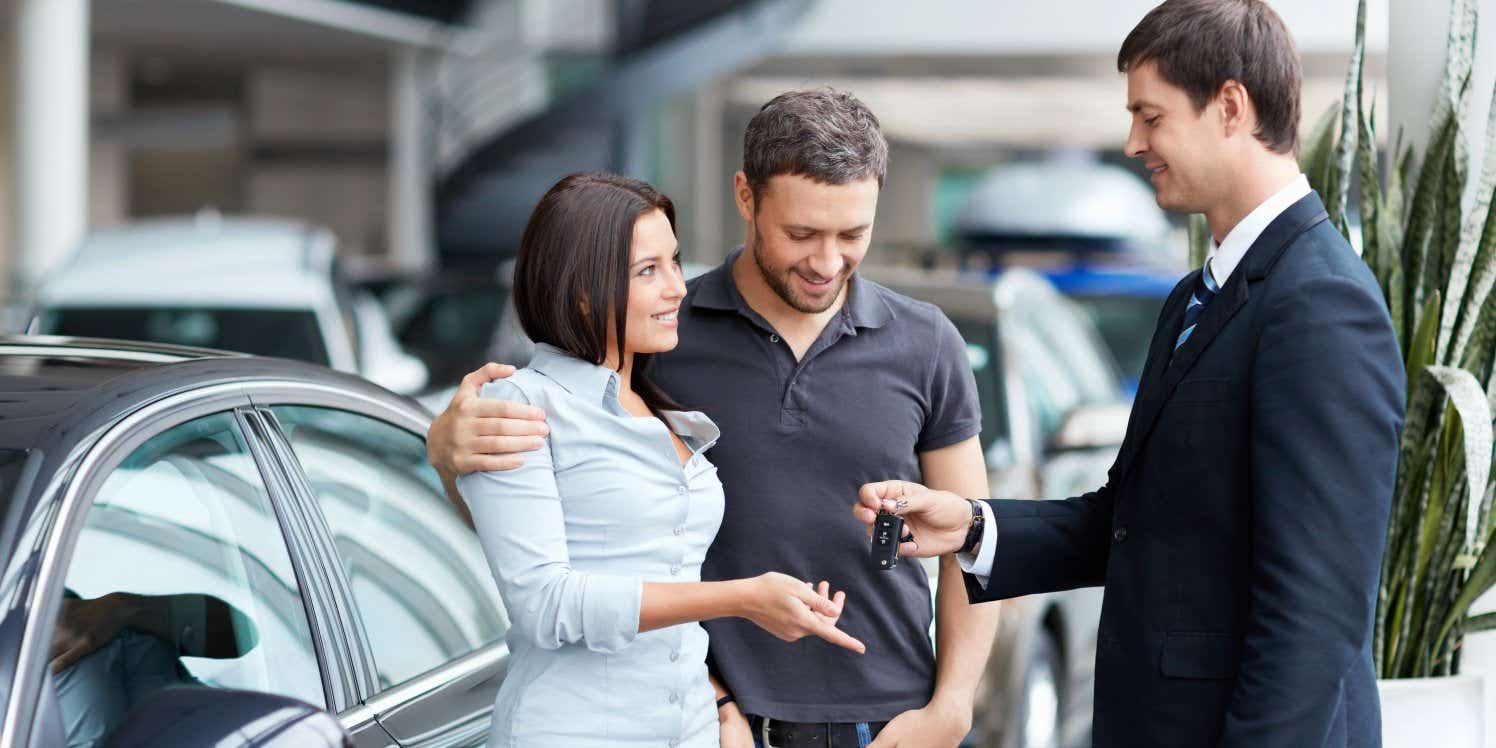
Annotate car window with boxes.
[950,318,1009,454]
[269,405,507,690]
[39,306,331,367]
[1071,293,1166,383]
[55,412,324,748]
[1015,293,1119,404]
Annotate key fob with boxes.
[870,511,904,570]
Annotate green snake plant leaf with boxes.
[1425,366,1494,554]
[1302,104,1339,197]
[1469,611,1496,633]
[1187,213,1209,271]
[1440,82,1496,365]
[1327,0,1365,231]
[1424,365,1494,657]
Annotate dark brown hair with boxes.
[513,172,680,414]
[742,87,888,203]
[1117,0,1302,154]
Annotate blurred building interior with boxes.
[0,0,1398,314]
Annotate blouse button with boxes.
[670,564,681,575]
[674,526,684,536]
[669,650,680,662]
[769,333,779,343]
[668,692,679,704]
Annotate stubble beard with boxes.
[749,221,848,315]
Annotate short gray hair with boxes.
[742,88,888,200]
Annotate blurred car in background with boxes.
[953,159,1185,392]
[866,267,1128,748]
[0,336,507,748]
[358,262,512,396]
[1032,265,1179,395]
[29,214,429,396]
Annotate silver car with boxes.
[866,267,1128,748]
[0,336,506,747]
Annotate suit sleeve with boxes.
[962,486,1115,603]
[960,274,1202,604]
[1221,275,1404,745]
[456,379,643,654]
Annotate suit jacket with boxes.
[966,192,1405,747]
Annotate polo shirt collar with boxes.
[691,247,894,330]
[529,342,620,405]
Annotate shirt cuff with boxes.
[581,574,643,653]
[956,501,997,589]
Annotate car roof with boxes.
[955,160,1170,249]
[0,335,416,454]
[38,215,337,307]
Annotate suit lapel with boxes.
[1109,274,1193,477]
[1164,266,1249,388]
[1109,192,1331,480]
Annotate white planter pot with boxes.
[1379,674,1485,748]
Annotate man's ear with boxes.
[1217,79,1253,139]
[733,171,756,222]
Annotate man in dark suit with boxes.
[854,1,1405,746]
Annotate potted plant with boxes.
[1204,0,1496,744]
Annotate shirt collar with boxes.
[1207,173,1312,287]
[689,246,894,330]
[528,343,723,448]
[528,343,620,405]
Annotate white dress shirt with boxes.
[958,173,1313,585]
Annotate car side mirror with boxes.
[104,688,350,748]
[1048,402,1131,452]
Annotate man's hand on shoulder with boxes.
[426,362,549,478]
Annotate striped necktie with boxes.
[1175,261,1219,350]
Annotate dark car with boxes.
[0,336,508,748]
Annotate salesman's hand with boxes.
[853,480,973,558]
[426,362,550,477]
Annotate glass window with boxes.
[40,306,330,367]
[270,406,506,690]
[56,412,324,748]
[1071,294,1166,384]
[951,318,1009,454]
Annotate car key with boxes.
[870,511,904,570]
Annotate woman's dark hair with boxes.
[513,171,681,415]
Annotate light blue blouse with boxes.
[457,343,725,748]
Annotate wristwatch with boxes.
[957,499,985,555]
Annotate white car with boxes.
[30,213,428,395]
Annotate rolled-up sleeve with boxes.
[456,379,642,653]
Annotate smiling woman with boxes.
[456,172,861,748]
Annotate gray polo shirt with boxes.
[647,249,981,723]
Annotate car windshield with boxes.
[40,307,330,366]
[1069,294,1167,385]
